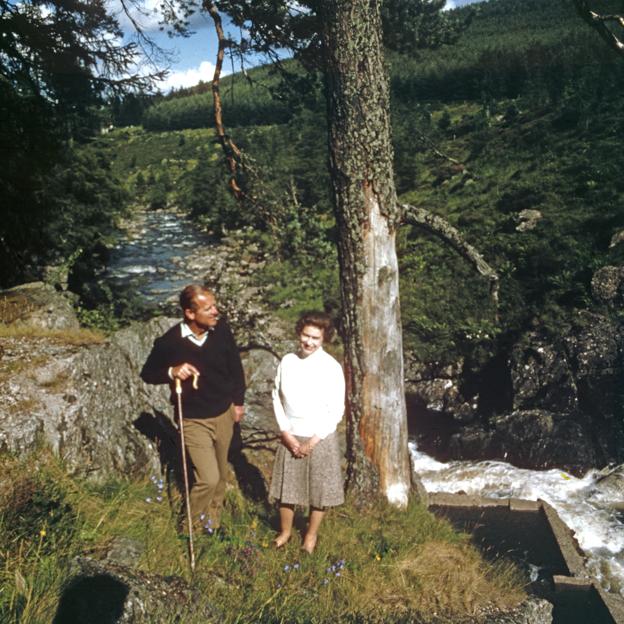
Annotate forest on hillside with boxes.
[90,0,624,363]
[2,0,623,368]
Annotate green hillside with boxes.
[91,0,624,366]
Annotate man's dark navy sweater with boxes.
[140,319,245,419]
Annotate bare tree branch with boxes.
[412,127,476,178]
[573,0,624,56]
[204,0,245,198]
[401,203,499,309]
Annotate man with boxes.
[141,284,245,533]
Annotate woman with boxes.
[269,311,345,553]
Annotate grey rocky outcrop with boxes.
[0,282,282,482]
[405,357,478,423]
[1,282,79,329]
[410,304,624,471]
[0,313,174,479]
[53,557,215,623]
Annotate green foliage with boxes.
[142,67,292,131]
[258,257,340,325]
[0,0,145,289]
[178,147,242,234]
[0,143,127,287]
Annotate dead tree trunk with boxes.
[319,0,413,506]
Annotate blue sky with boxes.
[114,0,483,93]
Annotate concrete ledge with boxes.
[539,501,586,576]
[428,492,624,624]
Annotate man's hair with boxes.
[295,311,335,342]
[179,284,215,312]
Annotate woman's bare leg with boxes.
[275,503,295,547]
[302,507,325,553]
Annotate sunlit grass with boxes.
[0,450,526,623]
[0,324,105,345]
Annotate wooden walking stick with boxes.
[175,374,199,572]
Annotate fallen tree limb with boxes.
[573,0,624,56]
[401,203,499,310]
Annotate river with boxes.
[103,208,624,601]
[102,209,216,313]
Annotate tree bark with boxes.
[319,0,412,506]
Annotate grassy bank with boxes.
[0,450,525,623]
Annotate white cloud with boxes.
[158,60,225,92]
[443,0,457,10]
[108,0,161,33]
[109,0,212,34]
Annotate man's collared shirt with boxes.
[180,322,211,347]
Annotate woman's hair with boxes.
[179,284,215,312]
[295,311,335,342]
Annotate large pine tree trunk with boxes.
[320,0,412,506]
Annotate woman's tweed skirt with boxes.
[269,431,344,508]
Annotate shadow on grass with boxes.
[229,423,269,503]
[53,574,128,624]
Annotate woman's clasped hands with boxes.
[280,431,318,458]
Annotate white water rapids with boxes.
[410,442,624,598]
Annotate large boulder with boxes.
[426,309,624,470]
[0,306,283,482]
[53,557,214,623]
[488,409,597,470]
[0,282,79,330]
[0,317,174,479]
[405,357,478,423]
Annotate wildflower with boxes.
[156,496,163,503]
[284,564,291,572]
[250,519,258,530]
[322,579,329,585]
[145,497,152,503]
[335,572,341,577]
[375,553,381,561]
[39,529,47,538]
[293,562,300,570]
[261,540,269,548]
[199,513,206,521]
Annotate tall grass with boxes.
[0,450,525,623]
